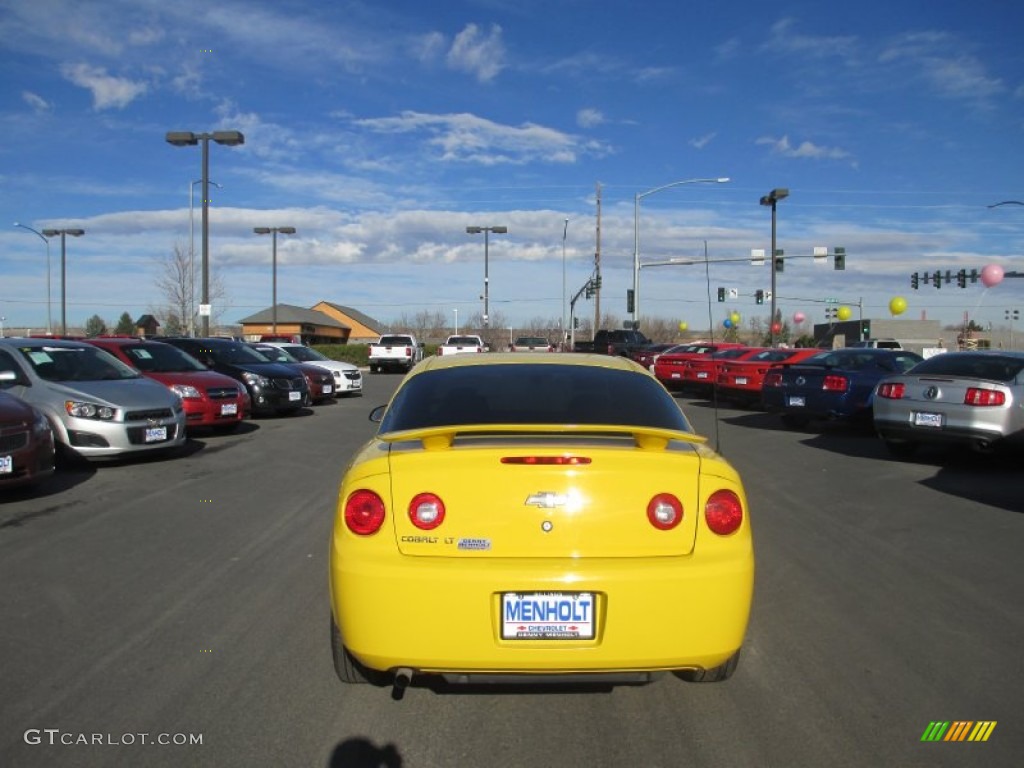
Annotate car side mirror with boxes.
[369,405,387,423]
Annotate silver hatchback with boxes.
[873,350,1024,457]
[0,338,187,461]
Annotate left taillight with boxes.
[877,382,905,399]
[647,493,683,530]
[705,490,743,536]
[344,490,386,535]
[409,493,446,529]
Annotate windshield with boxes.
[908,353,1024,382]
[379,336,413,346]
[252,346,296,363]
[515,337,548,346]
[121,343,206,373]
[446,336,482,345]
[18,345,141,382]
[281,345,326,362]
[380,364,693,433]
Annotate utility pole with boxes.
[594,182,602,333]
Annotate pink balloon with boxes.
[981,264,1004,288]
[793,312,806,323]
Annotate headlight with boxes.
[65,400,117,420]
[170,384,202,399]
[241,372,271,388]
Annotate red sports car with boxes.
[653,343,745,390]
[717,348,822,406]
[0,389,55,488]
[679,347,765,397]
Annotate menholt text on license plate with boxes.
[502,592,595,640]
[144,426,167,443]
[914,411,943,428]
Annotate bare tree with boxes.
[154,241,229,335]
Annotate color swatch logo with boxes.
[921,721,996,742]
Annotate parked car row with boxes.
[659,344,1024,458]
[0,336,363,488]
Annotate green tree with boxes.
[162,312,184,336]
[84,314,108,338]
[115,312,135,335]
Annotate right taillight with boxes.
[965,388,1005,406]
[705,490,743,536]
[877,382,905,399]
[344,490,386,535]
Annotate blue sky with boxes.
[1,0,1023,336]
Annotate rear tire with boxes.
[330,614,376,684]
[675,650,740,683]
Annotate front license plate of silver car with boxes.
[788,396,805,407]
[914,411,943,428]
[0,455,12,474]
[502,592,595,640]
[145,426,168,443]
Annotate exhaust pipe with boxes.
[393,668,413,690]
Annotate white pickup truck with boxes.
[368,334,424,373]
[436,334,486,356]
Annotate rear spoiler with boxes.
[378,423,707,452]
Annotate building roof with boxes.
[237,304,349,329]
[135,314,160,326]
[314,301,382,334]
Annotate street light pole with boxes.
[166,130,245,336]
[760,188,790,347]
[253,227,297,336]
[41,228,85,335]
[562,218,569,349]
[190,180,221,336]
[633,177,730,325]
[14,222,52,334]
[465,225,508,329]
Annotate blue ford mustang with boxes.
[762,348,923,428]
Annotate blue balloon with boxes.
[723,318,733,329]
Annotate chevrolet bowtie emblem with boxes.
[525,492,566,508]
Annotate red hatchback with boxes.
[717,348,822,406]
[679,347,765,396]
[87,339,248,433]
[0,388,55,489]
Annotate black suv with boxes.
[161,338,308,416]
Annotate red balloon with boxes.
[771,322,782,333]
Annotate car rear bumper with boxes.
[330,547,753,675]
[875,417,1020,447]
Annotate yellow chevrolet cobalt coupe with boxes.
[329,354,754,688]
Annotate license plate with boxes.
[914,411,943,428]
[501,592,595,640]
[736,377,748,385]
[671,373,681,379]
[0,455,12,474]
[288,391,301,401]
[144,426,168,443]
[788,396,805,407]
[697,372,708,379]
[220,403,238,416]
[322,385,333,394]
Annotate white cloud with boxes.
[879,31,1003,107]
[576,109,605,128]
[756,135,851,161]
[764,18,859,61]
[22,91,51,112]
[60,63,147,109]
[689,132,716,150]
[447,23,505,82]
[354,111,610,165]
[412,31,447,62]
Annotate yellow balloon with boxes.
[837,305,852,321]
[729,312,741,325]
[678,321,688,332]
[889,296,907,316]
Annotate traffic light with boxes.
[573,316,580,329]
[833,247,846,270]
[933,270,942,289]
[957,269,967,288]
[861,321,870,339]
[773,257,784,273]
[911,273,919,290]
[593,274,602,289]
[969,269,979,284]
[626,288,635,313]
[717,287,725,302]
[755,289,764,305]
